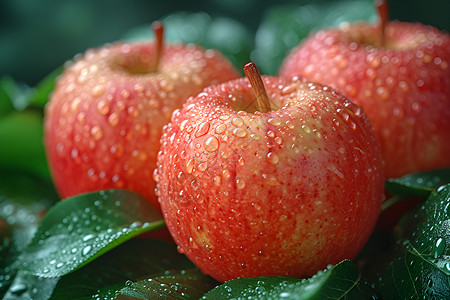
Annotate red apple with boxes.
[155,62,385,282]
[279,0,450,178]
[44,22,240,210]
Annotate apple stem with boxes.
[375,0,389,47]
[244,62,271,113]
[151,21,164,72]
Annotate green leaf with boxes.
[0,172,58,298]
[28,67,62,108]
[376,184,450,299]
[386,168,450,198]
[14,189,164,278]
[4,238,194,300]
[122,12,253,72]
[51,238,195,299]
[253,0,376,75]
[117,269,218,299]
[202,260,378,299]
[0,110,51,180]
[0,76,34,112]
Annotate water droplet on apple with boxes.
[236,179,245,189]
[186,159,195,174]
[232,117,244,126]
[92,85,105,98]
[232,128,247,138]
[198,162,208,172]
[301,125,311,133]
[376,87,390,101]
[268,118,282,126]
[97,100,110,115]
[120,89,130,99]
[77,112,86,125]
[110,144,124,157]
[222,169,231,179]
[267,152,279,164]
[90,125,103,141]
[204,136,219,152]
[127,106,139,118]
[366,54,380,68]
[196,122,210,137]
[107,112,120,126]
[214,123,227,134]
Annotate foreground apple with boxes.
[279,0,450,178]
[155,62,385,282]
[44,22,240,209]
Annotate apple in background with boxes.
[154,62,385,282]
[44,22,240,210]
[279,0,450,178]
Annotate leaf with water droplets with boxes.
[0,172,57,297]
[202,260,378,299]
[117,269,217,300]
[4,239,194,300]
[376,184,450,299]
[386,168,450,198]
[14,189,164,278]
[51,239,195,299]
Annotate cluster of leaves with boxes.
[1,0,449,299]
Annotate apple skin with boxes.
[155,75,385,282]
[44,41,240,210]
[279,21,450,178]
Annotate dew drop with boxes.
[222,169,231,179]
[376,87,390,101]
[107,112,120,126]
[92,85,105,98]
[301,125,311,133]
[198,162,208,172]
[232,117,244,126]
[96,100,110,115]
[204,136,219,152]
[268,118,281,126]
[90,125,103,141]
[214,123,227,134]
[433,237,446,258]
[186,159,195,174]
[236,179,245,189]
[82,245,92,256]
[196,122,210,137]
[232,128,247,138]
[267,152,279,164]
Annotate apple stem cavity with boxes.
[244,62,271,113]
[375,0,389,47]
[151,21,164,72]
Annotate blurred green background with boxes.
[1,0,449,85]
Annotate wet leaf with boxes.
[51,239,195,299]
[376,184,450,299]
[122,11,253,72]
[14,189,164,278]
[0,172,57,297]
[117,269,217,300]
[253,0,376,75]
[0,110,51,180]
[386,168,450,198]
[202,260,378,299]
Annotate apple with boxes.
[154,62,385,282]
[44,22,240,210]
[279,0,450,178]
